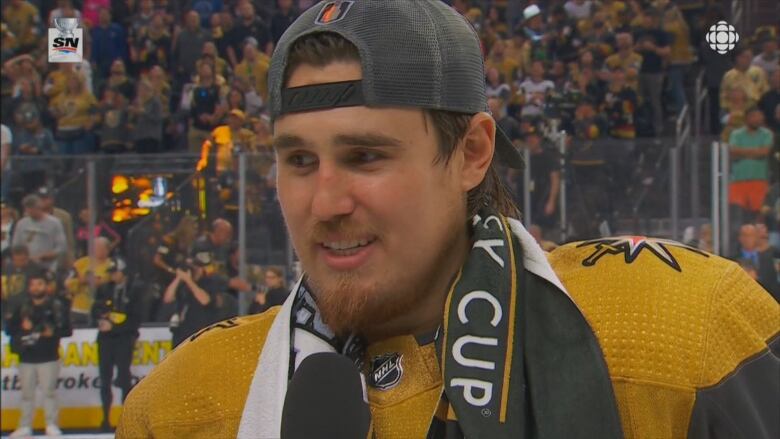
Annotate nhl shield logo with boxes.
[369,353,403,391]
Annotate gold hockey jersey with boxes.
[117,239,780,438]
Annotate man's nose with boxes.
[310,162,356,222]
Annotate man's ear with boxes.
[460,112,496,192]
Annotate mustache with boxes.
[309,219,378,242]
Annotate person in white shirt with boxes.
[564,0,593,20]
[752,37,779,77]
[518,60,555,117]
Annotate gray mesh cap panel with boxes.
[268,0,487,118]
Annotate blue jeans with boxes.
[667,65,688,115]
[57,132,94,155]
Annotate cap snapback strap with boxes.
[280,80,365,115]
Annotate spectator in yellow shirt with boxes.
[197,109,256,176]
[234,39,270,103]
[197,41,229,80]
[49,72,99,155]
[604,32,642,91]
[65,237,114,327]
[485,39,520,88]
[661,0,693,114]
[721,47,770,112]
[2,0,39,51]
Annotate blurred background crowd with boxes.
[1,0,778,334]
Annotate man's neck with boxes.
[31,296,46,305]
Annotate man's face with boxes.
[756,224,769,245]
[111,60,125,76]
[213,223,233,245]
[531,62,544,79]
[492,40,505,57]
[94,241,110,259]
[265,270,282,289]
[39,196,53,210]
[739,225,757,251]
[99,8,111,25]
[240,3,254,20]
[28,278,47,298]
[736,50,752,70]
[199,64,213,83]
[228,115,243,131]
[278,0,293,11]
[25,205,43,220]
[746,110,764,129]
[243,44,257,61]
[12,252,29,268]
[274,61,469,335]
[186,11,200,29]
[617,33,632,51]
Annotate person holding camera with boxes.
[91,258,142,432]
[5,268,72,438]
[162,253,228,347]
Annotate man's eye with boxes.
[351,150,384,164]
[286,153,317,168]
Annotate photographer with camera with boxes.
[162,252,229,347]
[5,268,72,438]
[91,258,142,432]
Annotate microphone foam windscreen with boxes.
[281,352,371,439]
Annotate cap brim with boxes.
[495,125,524,169]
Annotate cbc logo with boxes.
[705,21,739,54]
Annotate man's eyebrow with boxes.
[273,134,310,150]
[333,133,403,148]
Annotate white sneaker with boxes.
[9,427,32,438]
[45,424,63,436]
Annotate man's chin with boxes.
[310,274,421,338]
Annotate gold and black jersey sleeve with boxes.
[549,239,780,439]
[116,308,281,438]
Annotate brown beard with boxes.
[310,272,423,338]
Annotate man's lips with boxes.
[317,237,377,271]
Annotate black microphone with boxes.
[281,352,372,439]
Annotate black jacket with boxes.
[91,280,143,338]
[5,295,72,363]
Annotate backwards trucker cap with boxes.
[268,0,524,169]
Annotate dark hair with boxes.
[283,33,519,218]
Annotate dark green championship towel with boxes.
[427,209,623,439]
